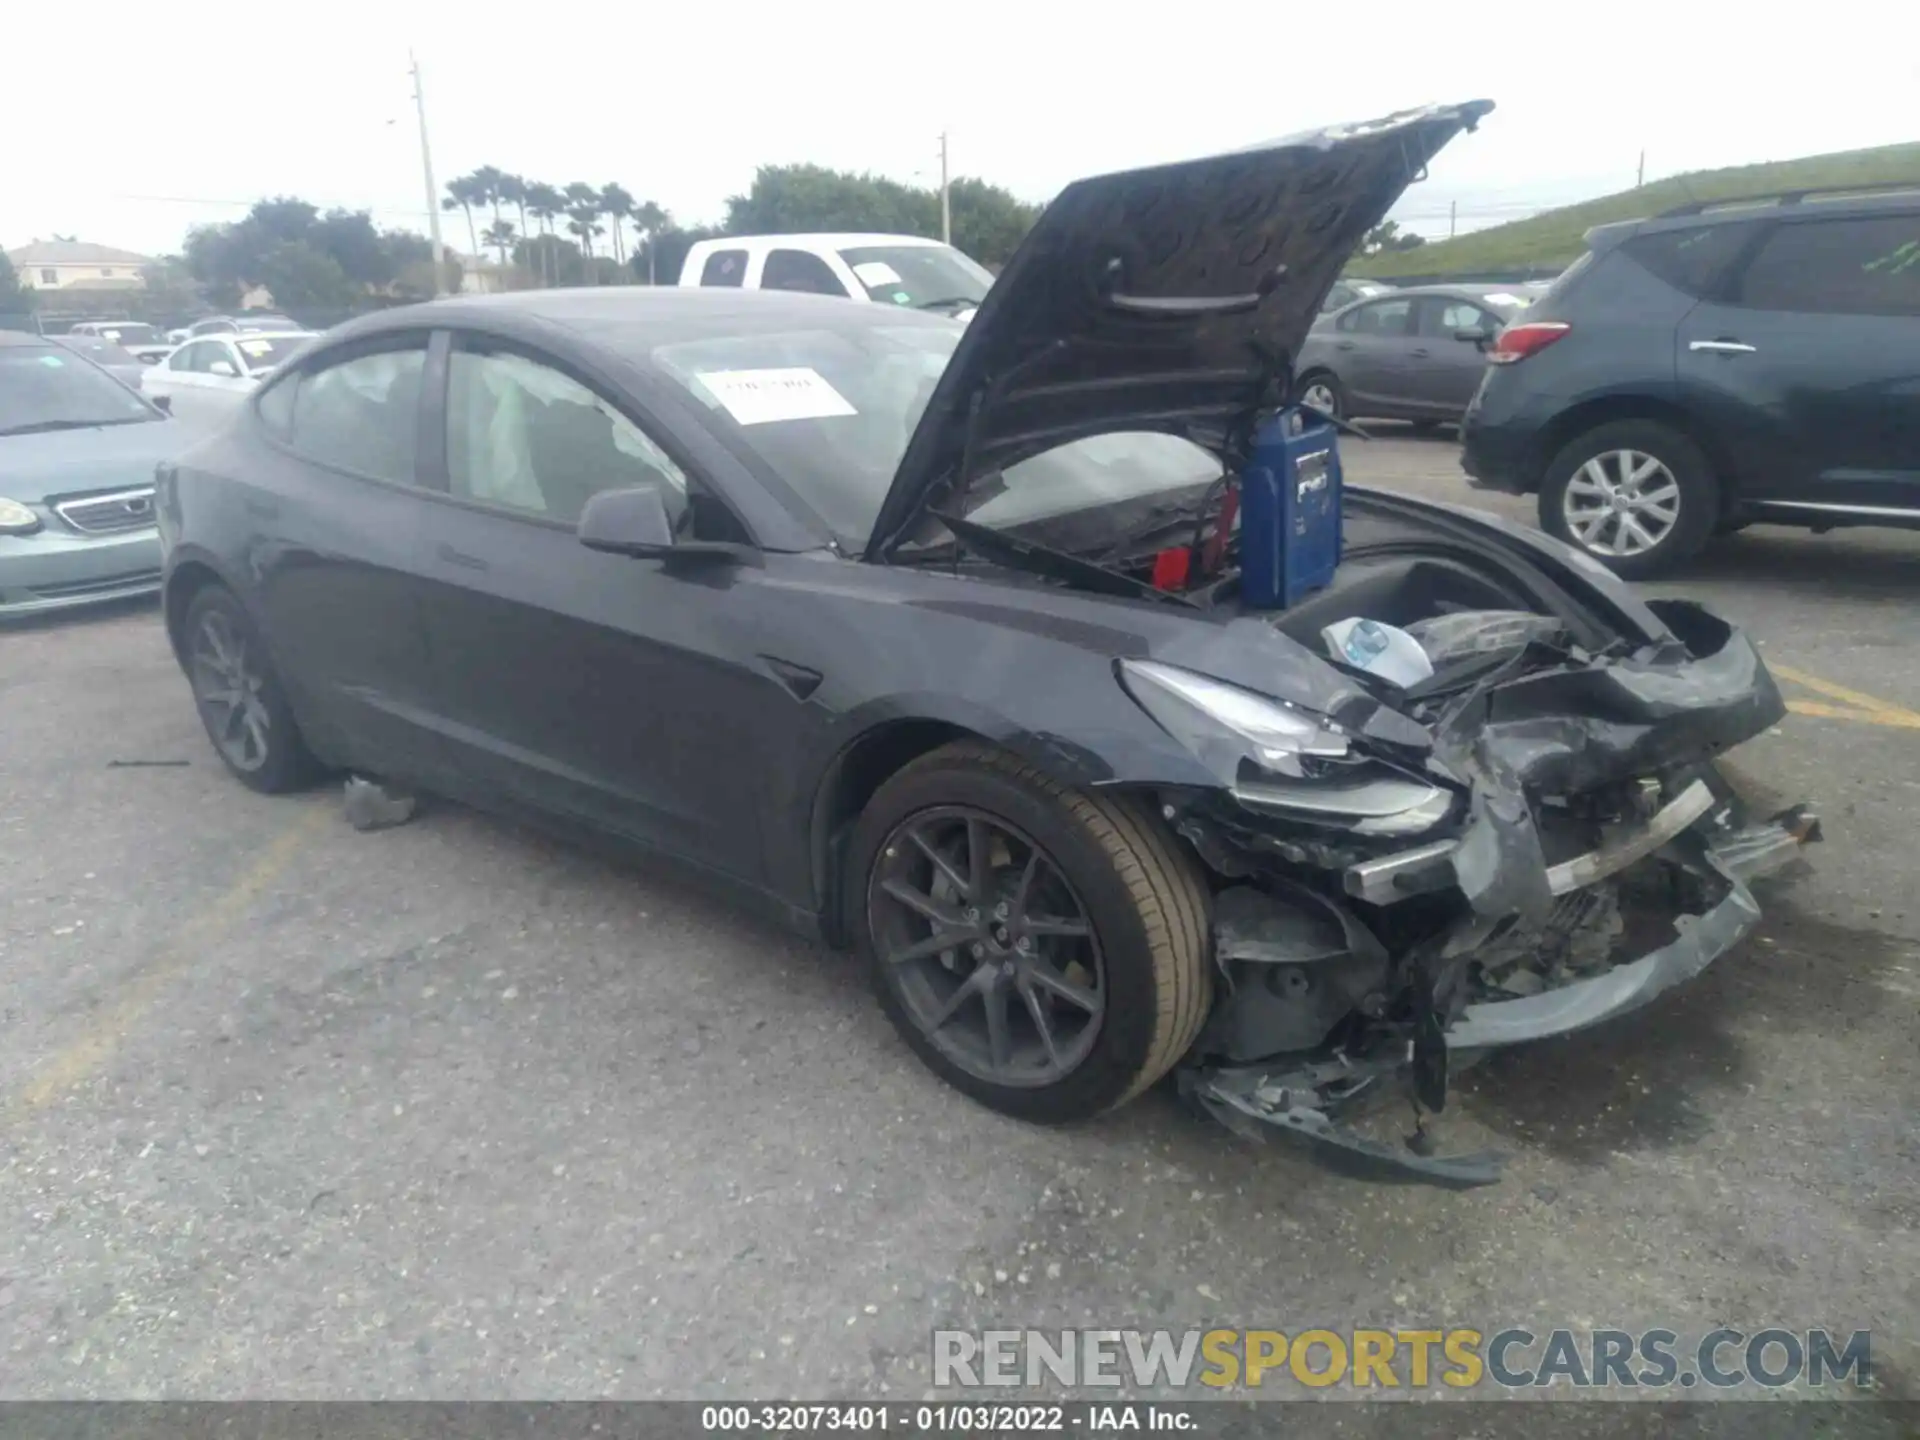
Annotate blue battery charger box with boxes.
[1237,407,1343,610]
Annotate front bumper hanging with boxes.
[1183,802,1820,1189]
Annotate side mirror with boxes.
[577,484,759,566]
[578,484,677,556]
[150,394,173,414]
[1454,327,1493,348]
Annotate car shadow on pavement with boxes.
[1,592,160,635]
[1677,527,1920,599]
[1459,887,1910,1168]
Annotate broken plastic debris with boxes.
[342,775,417,831]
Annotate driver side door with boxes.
[409,330,776,884]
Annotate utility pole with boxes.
[410,51,448,297]
[939,131,951,245]
[1449,200,1457,239]
[1637,150,1646,188]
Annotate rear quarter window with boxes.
[699,250,749,288]
[1620,222,1760,299]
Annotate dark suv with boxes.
[1459,187,1920,576]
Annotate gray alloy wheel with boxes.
[189,606,273,773]
[868,805,1105,1088]
[1558,448,1684,558]
[1299,378,1341,417]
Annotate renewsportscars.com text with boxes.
[933,1327,1873,1393]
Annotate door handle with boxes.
[1689,339,1757,354]
[437,543,489,572]
[1411,347,1431,358]
[1335,340,1357,351]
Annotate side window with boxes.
[284,342,428,485]
[169,341,208,372]
[761,249,848,296]
[1735,216,1920,317]
[445,344,690,525]
[1340,297,1415,336]
[1623,222,1757,299]
[699,249,749,287]
[208,343,242,377]
[1428,299,1496,335]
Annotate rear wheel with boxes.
[1538,419,1718,579]
[1294,372,1346,422]
[183,586,320,793]
[849,742,1212,1123]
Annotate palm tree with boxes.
[600,184,635,269]
[442,175,481,260]
[631,200,668,284]
[499,175,531,270]
[525,182,564,286]
[563,184,604,283]
[471,165,507,230]
[481,219,517,271]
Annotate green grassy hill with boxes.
[1349,141,1920,278]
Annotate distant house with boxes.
[6,240,154,291]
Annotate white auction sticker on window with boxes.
[239,339,276,357]
[850,260,902,287]
[696,367,857,426]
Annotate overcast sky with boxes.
[6,0,1915,259]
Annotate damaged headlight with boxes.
[1119,660,1453,837]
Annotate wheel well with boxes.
[1536,395,1737,508]
[811,719,974,946]
[163,561,227,663]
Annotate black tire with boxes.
[182,585,320,794]
[848,741,1212,1124]
[1292,371,1346,422]
[1537,418,1718,579]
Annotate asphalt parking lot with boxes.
[3,428,1916,1408]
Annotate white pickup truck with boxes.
[677,233,990,318]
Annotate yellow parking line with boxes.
[9,803,328,1118]
[1770,663,1920,731]
[1785,699,1920,730]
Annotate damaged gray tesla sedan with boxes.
[158,101,1818,1186]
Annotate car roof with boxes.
[329,287,959,351]
[691,233,950,251]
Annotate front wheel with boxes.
[849,742,1212,1123]
[1538,419,1718,579]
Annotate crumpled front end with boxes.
[1164,598,1820,1188]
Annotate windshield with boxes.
[652,322,1219,544]
[233,335,305,373]
[99,323,161,344]
[837,245,994,309]
[0,345,156,434]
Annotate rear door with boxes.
[408,330,774,883]
[1677,210,1920,509]
[241,332,447,784]
[1331,295,1423,415]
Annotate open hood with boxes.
[864,100,1495,560]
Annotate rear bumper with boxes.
[0,525,162,618]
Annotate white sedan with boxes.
[142,330,314,428]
